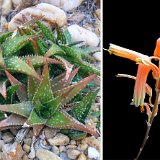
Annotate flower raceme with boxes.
[108,43,160,107]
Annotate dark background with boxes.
[104,1,160,160]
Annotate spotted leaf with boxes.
[0,32,13,44]
[36,21,56,43]
[69,88,99,123]
[0,101,33,117]
[25,109,47,126]
[56,26,66,45]
[21,55,61,68]
[45,42,65,57]
[5,56,40,80]
[63,29,72,45]
[53,74,96,102]
[51,67,79,93]
[43,74,96,118]
[46,110,97,135]
[32,63,53,108]
[0,50,5,67]
[37,38,48,55]
[2,35,35,57]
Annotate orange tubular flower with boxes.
[154,38,160,57]
[133,64,151,107]
[108,44,148,61]
[108,43,160,107]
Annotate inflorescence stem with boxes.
[134,86,160,160]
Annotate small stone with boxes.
[28,146,35,159]
[60,152,70,160]
[26,130,33,138]
[44,127,57,139]
[67,149,81,159]
[0,140,5,151]
[79,143,88,151]
[95,9,101,20]
[77,153,87,160]
[2,142,24,160]
[70,140,76,145]
[2,132,14,143]
[88,147,100,159]
[59,146,66,153]
[10,129,18,136]
[0,151,2,160]
[22,154,28,160]
[0,132,2,139]
[68,25,100,47]
[52,145,60,155]
[24,138,32,146]
[48,133,69,146]
[36,149,62,160]
[68,12,85,24]
[66,145,77,149]
[42,139,47,146]
[96,96,101,103]
[41,0,84,11]
[81,137,100,151]
[23,144,31,153]
[93,52,101,62]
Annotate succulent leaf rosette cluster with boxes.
[0,19,100,140]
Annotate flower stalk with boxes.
[134,84,160,160]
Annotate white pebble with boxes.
[68,25,100,47]
[41,0,84,11]
[93,52,101,61]
[88,147,100,159]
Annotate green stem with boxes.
[134,89,160,160]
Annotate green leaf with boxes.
[21,55,61,68]
[45,42,65,57]
[79,61,100,76]
[71,46,98,62]
[51,67,79,93]
[0,101,33,117]
[64,29,72,45]
[37,38,48,55]
[6,84,20,103]
[28,76,39,101]
[61,45,82,60]
[56,26,66,45]
[5,70,28,102]
[36,21,56,43]
[0,51,5,66]
[5,56,40,79]
[0,112,5,121]
[69,89,99,123]
[60,45,100,76]
[0,32,13,43]
[32,63,53,109]
[53,74,96,104]
[2,35,34,57]
[25,109,46,126]
[68,130,87,140]
[90,111,100,117]
[46,111,96,135]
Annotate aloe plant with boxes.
[0,19,100,141]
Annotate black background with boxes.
[104,1,160,160]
